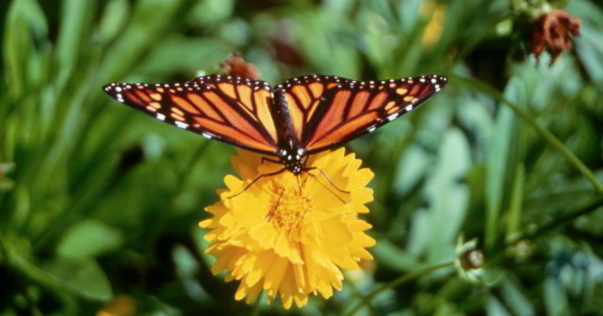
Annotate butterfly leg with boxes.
[303,167,350,194]
[304,172,346,203]
[227,167,287,199]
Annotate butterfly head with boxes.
[278,147,306,175]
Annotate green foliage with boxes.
[1,0,603,314]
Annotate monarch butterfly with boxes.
[103,74,447,191]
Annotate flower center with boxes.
[265,185,313,231]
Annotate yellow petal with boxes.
[245,282,263,304]
[348,219,372,231]
[294,293,308,308]
[320,217,353,245]
[263,257,288,291]
[293,264,306,289]
[282,295,294,310]
[234,284,247,301]
[274,231,303,264]
[317,279,333,298]
[224,174,244,192]
[326,246,359,270]
[249,222,278,249]
[245,251,274,287]
[198,219,213,228]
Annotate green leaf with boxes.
[485,77,521,249]
[96,0,131,45]
[574,22,603,87]
[486,296,511,316]
[2,234,112,303]
[406,209,431,257]
[172,245,198,278]
[186,0,235,27]
[500,278,535,316]
[56,219,124,258]
[295,11,361,78]
[372,239,420,272]
[393,145,429,194]
[95,0,190,85]
[425,128,471,262]
[43,257,113,302]
[2,0,49,99]
[55,0,98,86]
[544,277,569,316]
[136,37,232,76]
[505,164,525,240]
[0,162,16,191]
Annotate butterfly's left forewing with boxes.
[279,74,447,153]
[103,75,279,155]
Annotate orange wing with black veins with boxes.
[103,74,279,155]
[276,74,448,153]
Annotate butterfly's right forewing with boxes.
[279,74,447,153]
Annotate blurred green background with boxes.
[1,0,603,315]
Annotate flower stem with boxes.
[344,262,454,316]
[506,197,603,246]
[449,74,603,194]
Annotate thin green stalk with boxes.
[486,197,603,267]
[344,262,454,316]
[505,197,603,246]
[346,278,379,316]
[449,74,603,194]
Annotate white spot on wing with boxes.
[175,121,189,129]
[387,113,398,121]
[156,113,166,121]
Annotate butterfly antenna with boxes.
[227,168,287,199]
[304,167,350,194]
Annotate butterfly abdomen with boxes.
[271,89,302,151]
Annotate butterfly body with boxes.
[270,88,308,174]
[103,73,447,177]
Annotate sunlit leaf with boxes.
[56,219,124,258]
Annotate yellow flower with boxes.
[199,148,376,309]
